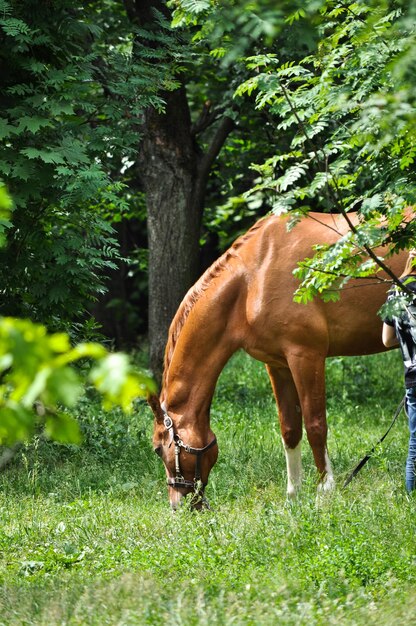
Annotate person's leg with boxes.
[405,387,416,492]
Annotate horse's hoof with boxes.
[286,486,300,499]
[318,475,336,493]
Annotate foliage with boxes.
[0,184,155,447]
[174,1,322,250]
[0,182,12,246]
[0,316,156,446]
[174,0,416,305]
[170,0,319,60]
[3,0,414,344]
[0,350,414,624]
[0,0,178,328]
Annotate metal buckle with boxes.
[174,435,186,449]
[167,477,194,489]
[163,415,173,430]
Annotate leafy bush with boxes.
[0,184,155,448]
[0,0,175,328]
[0,316,155,446]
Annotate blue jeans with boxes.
[405,387,416,492]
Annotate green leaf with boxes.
[0,17,30,38]
[0,117,14,139]
[44,411,82,444]
[0,404,34,445]
[16,116,52,133]
[20,147,65,164]
[89,354,155,411]
[0,185,12,212]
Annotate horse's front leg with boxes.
[286,351,335,493]
[266,365,303,497]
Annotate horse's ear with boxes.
[147,394,164,424]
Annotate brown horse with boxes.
[149,211,406,508]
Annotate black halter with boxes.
[163,413,217,491]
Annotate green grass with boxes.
[1,350,415,625]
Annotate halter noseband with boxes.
[163,413,217,491]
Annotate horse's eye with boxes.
[154,446,162,457]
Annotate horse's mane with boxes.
[161,218,267,390]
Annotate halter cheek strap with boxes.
[163,413,217,490]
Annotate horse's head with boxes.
[148,395,218,509]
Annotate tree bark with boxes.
[140,86,202,382]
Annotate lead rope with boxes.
[343,394,406,489]
[343,291,413,488]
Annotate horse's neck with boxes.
[162,333,235,426]
[162,281,240,425]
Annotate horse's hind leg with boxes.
[287,351,335,492]
[266,365,303,497]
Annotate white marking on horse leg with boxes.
[282,439,302,498]
[317,449,336,493]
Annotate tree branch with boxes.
[191,102,227,136]
[198,115,235,184]
[191,115,235,212]
[279,79,415,297]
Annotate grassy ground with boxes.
[1,350,415,625]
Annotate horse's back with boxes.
[234,213,402,361]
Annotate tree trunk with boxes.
[140,87,202,382]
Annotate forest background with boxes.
[1,0,415,384]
